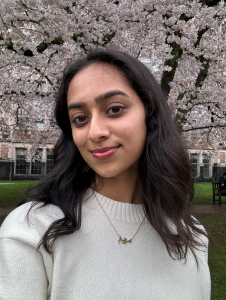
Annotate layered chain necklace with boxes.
[93,192,145,245]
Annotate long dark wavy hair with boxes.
[19,49,208,262]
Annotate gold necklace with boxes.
[93,192,146,245]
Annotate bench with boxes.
[212,182,226,204]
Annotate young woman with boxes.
[0,49,210,300]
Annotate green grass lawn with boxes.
[193,182,213,204]
[193,182,226,205]
[0,181,221,207]
[194,213,226,300]
[0,181,37,208]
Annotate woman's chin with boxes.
[93,167,122,179]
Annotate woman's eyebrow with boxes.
[95,90,129,104]
[68,90,129,111]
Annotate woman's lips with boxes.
[91,147,120,159]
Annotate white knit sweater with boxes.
[0,189,210,300]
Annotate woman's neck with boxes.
[91,172,143,204]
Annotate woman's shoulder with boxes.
[0,201,64,248]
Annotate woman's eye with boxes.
[108,106,123,114]
[74,116,88,124]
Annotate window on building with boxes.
[15,148,26,175]
[220,152,225,163]
[190,153,198,178]
[203,154,210,178]
[46,149,54,174]
[31,150,42,175]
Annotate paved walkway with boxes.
[192,204,226,214]
[1,204,226,217]
[0,208,15,216]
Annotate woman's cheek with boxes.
[73,131,85,145]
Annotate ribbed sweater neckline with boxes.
[86,188,146,224]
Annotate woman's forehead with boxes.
[70,63,127,85]
[67,63,142,109]
[68,64,134,100]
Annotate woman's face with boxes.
[67,63,147,179]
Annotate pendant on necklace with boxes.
[118,236,132,245]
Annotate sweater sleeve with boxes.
[0,238,48,300]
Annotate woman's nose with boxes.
[88,115,110,142]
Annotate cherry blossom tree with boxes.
[0,0,225,151]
